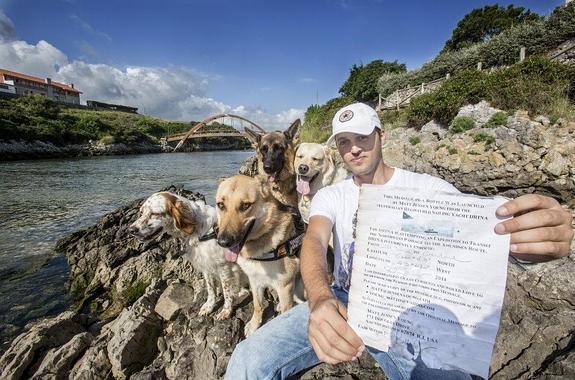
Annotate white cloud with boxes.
[0,12,304,128]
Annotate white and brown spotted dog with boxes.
[129,192,248,320]
[294,143,348,223]
[216,175,303,336]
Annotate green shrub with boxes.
[407,70,487,126]
[122,280,149,305]
[473,132,496,145]
[409,136,421,145]
[301,96,355,143]
[340,60,406,102]
[447,146,458,155]
[486,57,575,117]
[450,116,475,133]
[484,112,509,128]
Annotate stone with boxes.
[32,332,93,379]
[420,120,447,139]
[106,284,164,379]
[155,283,197,321]
[455,101,501,127]
[534,115,551,127]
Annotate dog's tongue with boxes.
[268,174,275,183]
[224,244,241,263]
[297,177,311,195]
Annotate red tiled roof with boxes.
[0,68,82,94]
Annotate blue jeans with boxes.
[225,287,473,380]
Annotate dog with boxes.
[129,191,248,320]
[215,175,304,336]
[294,143,348,223]
[244,119,300,208]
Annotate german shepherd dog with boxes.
[244,119,300,208]
[215,175,303,336]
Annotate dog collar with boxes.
[249,233,305,262]
[198,226,218,242]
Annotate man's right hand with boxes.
[308,296,365,364]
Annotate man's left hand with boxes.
[495,194,574,262]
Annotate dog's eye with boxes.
[312,157,320,161]
[239,202,252,212]
[272,144,282,151]
[217,202,225,210]
[261,145,268,153]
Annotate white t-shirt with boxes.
[309,168,459,290]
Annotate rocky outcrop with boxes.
[383,103,575,207]
[1,103,574,379]
[0,139,163,161]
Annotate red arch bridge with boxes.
[163,113,265,152]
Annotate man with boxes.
[225,103,574,380]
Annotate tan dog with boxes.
[244,119,300,207]
[294,143,348,223]
[215,175,302,336]
[129,192,248,320]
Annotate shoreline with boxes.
[0,139,251,161]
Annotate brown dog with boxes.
[244,119,300,208]
[215,175,303,336]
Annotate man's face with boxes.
[335,128,383,178]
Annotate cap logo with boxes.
[339,110,354,123]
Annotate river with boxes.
[0,151,253,350]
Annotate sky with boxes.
[0,0,565,129]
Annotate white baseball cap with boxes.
[327,102,381,145]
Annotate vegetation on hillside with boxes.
[406,57,575,127]
[339,60,406,102]
[0,95,246,148]
[377,2,575,98]
[442,5,540,52]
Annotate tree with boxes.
[339,60,406,102]
[442,5,541,52]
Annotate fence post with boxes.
[421,82,425,94]
[378,93,382,111]
[446,73,450,79]
[477,62,483,71]
[519,47,526,62]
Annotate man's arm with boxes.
[301,215,364,364]
[495,194,574,261]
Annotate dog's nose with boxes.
[217,234,234,248]
[298,164,309,174]
[128,225,138,235]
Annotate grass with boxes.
[449,116,475,133]
[409,136,421,145]
[473,132,496,145]
[122,280,149,305]
[484,112,509,128]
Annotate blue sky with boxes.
[0,0,565,127]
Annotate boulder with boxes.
[155,282,197,321]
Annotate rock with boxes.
[69,333,114,380]
[534,115,550,127]
[155,283,197,321]
[0,311,88,379]
[32,332,93,379]
[106,283,164,379]
[455,101,501,127]
[420,120,447,140]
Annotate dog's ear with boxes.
[323,145,335,166]
[164,194,196,235]
[284,119,300,142]
[244,127,261,147]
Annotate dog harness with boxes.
[250,206,306,262]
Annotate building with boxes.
[0,68,81,104]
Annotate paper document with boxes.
[348,186,510,379]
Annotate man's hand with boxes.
[495,194,574,261]
[308,296,364,365]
